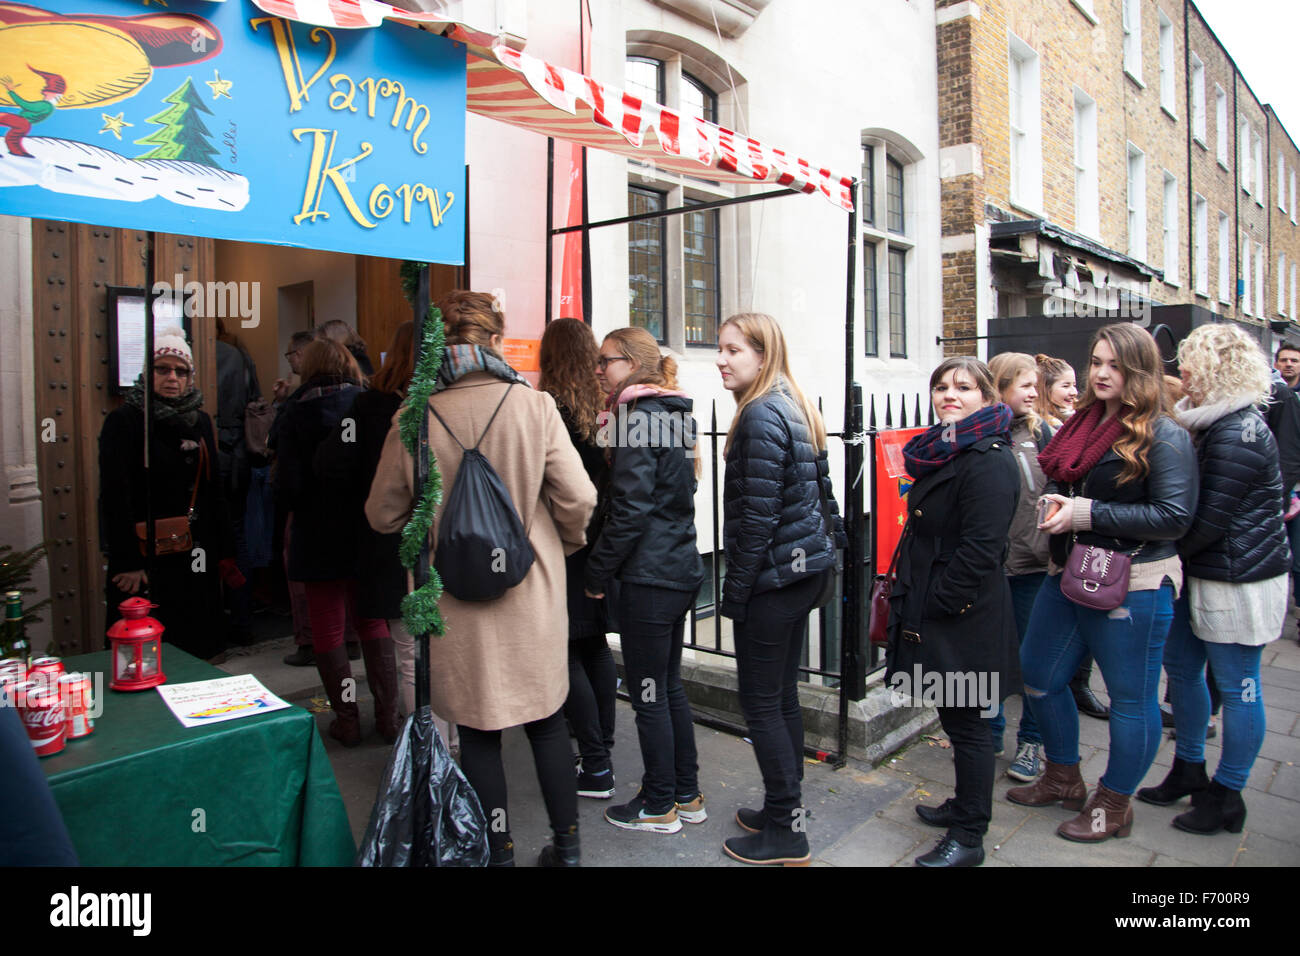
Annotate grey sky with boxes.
[1192,0,1300,145]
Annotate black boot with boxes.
[1172,780,1247,835]
[488,834,515,867]
[1136,757,1209,806]
[915,799,955,829]
[915,834,984,867]
[1071,674,1110,720]
[537,825,580,867]
[723,819,811,866]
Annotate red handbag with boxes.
[869,522,911,647]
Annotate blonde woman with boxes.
[1035,354,1077,428]
[1137,324,1287,835]
[715,313,845,866]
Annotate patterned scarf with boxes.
[434,344,530,394]
[124,379,205,428]
[902,403,1013,478]
[1037,400,1127,483]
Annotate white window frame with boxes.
[1123,0,1143,84]
[1243,236,1252,315]
[1162,171,1179,284]
[1008,34,1042,214]
[1073,87,1099,238]
[1128,144,1147,263]
[1280,253,1287,316]
[1292,262,1297,320]
[1218,212,1231,303]
[1158,10,1176,116]
[1257,245,1265,313]
[1194,193,1208,296]
[861,133,921,360]
[1255,133,1265,207]
[1292,168,1297,224]
[1071,0,1098,23]
[1190,54,1206,144]
[1241,118,1252,194]
[1215,85,1228,166]
[1281,154,1288,212]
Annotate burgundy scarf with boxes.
[1037,401,1126,483]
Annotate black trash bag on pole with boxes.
[354,708,488,867]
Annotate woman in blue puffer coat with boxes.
[717,313,845,866]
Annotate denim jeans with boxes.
[734,573,824,829]
[618,583,699,813]
[1020,574,1174,795]
[1164,592,1267,791]
[988,571,1045,748]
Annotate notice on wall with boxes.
[157,674,290,728]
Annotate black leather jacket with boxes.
[1046,415,1198,566]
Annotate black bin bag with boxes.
[355,708,489,867]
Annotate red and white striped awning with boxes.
[238,0,856,211]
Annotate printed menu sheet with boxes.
[156,674,290,728]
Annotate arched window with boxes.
[861,131,923,358]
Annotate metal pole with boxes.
[550,187,803,235]
[837,186,860,767]
[143,232,156,580]
[413,265,432,712]
[545,137,555,324]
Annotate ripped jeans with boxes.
[1020,573,1174,795]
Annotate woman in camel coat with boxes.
[365,291,596,866]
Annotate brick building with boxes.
[937,0,1300,360]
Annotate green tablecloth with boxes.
[42,649,356,866]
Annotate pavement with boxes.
[217,606,1300,867]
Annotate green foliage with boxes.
[135,77,219,165]
[0,542,51,624]
[398,265,447,638]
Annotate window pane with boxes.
[861,146,875,225]
[863,240,878,356]
[887,157,904,234]
[682,73,717,125]
[888,247,907,357]
[684,202,720,346]
[625,57,663,105]
[628,187,666,341]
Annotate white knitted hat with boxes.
[153,326,193,370]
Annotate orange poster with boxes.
[502,338,540,372]
[873,427,924,567]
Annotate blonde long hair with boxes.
[1176,323,1273,408]
[721,313,827,456]
[988,352,1043,436]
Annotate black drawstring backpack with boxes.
[428,384,535,602]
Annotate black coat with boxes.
[886,434,1020,699]
[98,403,231,659]
[1045,415,1198,567]
[1180,405,1291,582]
[720,389,845,619]
[554,401,611,639]
[314,389,406,619]
[1264,379,1300,512]
[584,393,703,594]
[273,375,364,581]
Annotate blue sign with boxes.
[0,0,466,264]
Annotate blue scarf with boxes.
[433,344,530,394]
[902,403,1013,478]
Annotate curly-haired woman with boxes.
[1136,324,1287,835]
[1008,324,1197,843]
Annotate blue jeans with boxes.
[1020,574,1174,795]
[988,572,1045,747]
[1163,592,1267,791]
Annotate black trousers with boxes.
[564,633,617,774]
[937,705,994,847]
[733,573,824,829]
[618,583,699,813]
[457,708,577,852]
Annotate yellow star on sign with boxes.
[99,111,132,140]
[206,70,233,100]
[141,1,168,7]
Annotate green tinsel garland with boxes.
[397,267,447,638]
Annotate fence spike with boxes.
[899,398,908,429]
[914,394,923,427]
[884,394,893,429]
[868,395,877,428]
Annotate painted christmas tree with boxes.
[134,77,219,165]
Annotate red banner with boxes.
[873,427,924,566]
[556,0,591,320]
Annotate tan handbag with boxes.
[136,442,207,556]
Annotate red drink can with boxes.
[28,657,63,692]
[58,672,94,739]
[17,679,65,756]
[0,671,21,704]
[0,658,24,684]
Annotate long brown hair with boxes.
[438,289,505,353]
[539,318,603,442]
[988,352,1043,436]
[1034,353,1074,421]
[371,321,415,395]
[299,339,364,385]
[1076,323,1171,485]
[601,326,700,477]
[720,313,827,456]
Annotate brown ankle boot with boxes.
[314,644,361,746]
[360,637,400,744]
[1056,782,1134,842]
[1006,760,1087,809]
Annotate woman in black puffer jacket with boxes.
[1137,324,1288,835]
[585,327,704,836]
[717,313,845,867]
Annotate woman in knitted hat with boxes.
[98,327,241,662]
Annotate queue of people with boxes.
[99,304,1294,869]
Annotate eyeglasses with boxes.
[597,356,630,371]
[152,364,191,379]
[284,349,300,360]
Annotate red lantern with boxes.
[107,597,167,691]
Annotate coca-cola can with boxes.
[0,657,25,680]
[17,679,65,757]
[0,671,21,704]
[28,657,63,692]
[58,672,94,739]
